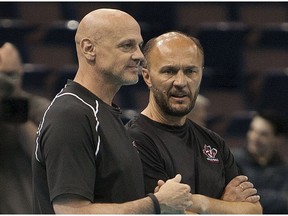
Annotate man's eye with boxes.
[120,42,135,51]
[162,68,177,74]
[122,43,132,49]
[186,69,195,74]
[185,68,198,74]
[163,70,174,74]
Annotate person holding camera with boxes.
[0,42,50,213]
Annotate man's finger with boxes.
[246,195,261,203]
[154,180,165,193]
[158,180,165,187]
[228,175,248,187]
[170,174,182,183]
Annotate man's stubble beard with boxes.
[152,86,200,117]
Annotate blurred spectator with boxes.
[0,42,50,213]
[232,110,288,213]
[187,94,210,127]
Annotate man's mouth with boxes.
[170,93,188,98]
[127,65,139,72]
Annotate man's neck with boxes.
[141,105,186,126]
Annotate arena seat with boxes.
[41,20,79,45]
[257,23,288,49]
[196,22,250,89]
[257,69,288,118]
[0,18,37,62]
[22,63,52,97]
[225,111,254,137]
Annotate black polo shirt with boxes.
[32,81,145,213]
[126,114,239,198]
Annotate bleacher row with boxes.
[1,2,288,140]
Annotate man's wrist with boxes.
[147,193,161,214]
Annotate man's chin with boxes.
[122,77,139,86]
[167,107,192,117]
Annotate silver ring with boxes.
[240,184,244,190]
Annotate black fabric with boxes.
[32,81,145,213]
[126,114,239,198]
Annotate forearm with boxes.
[189,194,263,214]
[53,174,191,214]
[54,196,156,214]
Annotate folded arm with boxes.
[187,175,263,214]
[189,194,262,214]
[53,193,156,214]
[53,174,192,214]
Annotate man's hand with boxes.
[221,175,260,203]
[154,179,165,193]
[154,174,193,213]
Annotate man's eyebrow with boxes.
[160,65,179,72]
[121,38,143,44]
[120,39,135,43]
[184,65,200,69]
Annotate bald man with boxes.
[126,31,263,213]
[32,9,192,214]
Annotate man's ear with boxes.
[80,39,96,61]
[142,68,152,88]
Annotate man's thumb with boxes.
[171,174,182,183]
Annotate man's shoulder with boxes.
[125,114,147,129]
[188,119,225,144]
[45,91,98,123]
[125,114,164,145]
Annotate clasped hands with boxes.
[153,174,259,214]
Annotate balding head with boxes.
[140,31,204,123]
[75,8,142,65]
[73,8,144,103]
[75,8,139,46]
[143,31,204,69]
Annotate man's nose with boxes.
[174,71,187,87]
[250,131,261,141]
[132,46,144,62]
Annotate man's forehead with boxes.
[153,37,196,56]
[77,9,141,42]
[153,40,197,57]
[155,32,190,45]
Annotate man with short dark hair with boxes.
[126,31,262,214]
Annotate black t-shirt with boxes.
[126,114,239,198]
[32,81,145,213]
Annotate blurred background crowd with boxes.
[0,1,288,213]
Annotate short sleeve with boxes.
[40,101,97,202]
